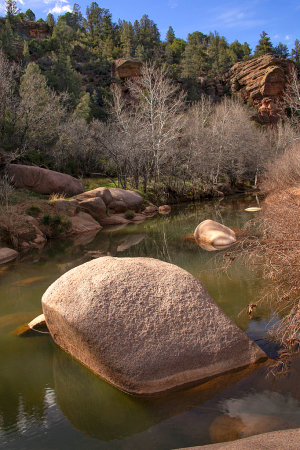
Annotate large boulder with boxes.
[78,197,106,218]
[42,257,267,396]
[7,164,85,197]
[69,212,102,234]
[194,220,236,247]
[108,188,143,212]
[75,187,113,205]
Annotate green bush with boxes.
[124,210,135,220]
[41,213,71,233]
[41,213,51,225]
[25,204,41,216]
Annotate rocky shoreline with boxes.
[0,186,173,265]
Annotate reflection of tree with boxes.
[0,335,54,433]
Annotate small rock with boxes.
[143,205,158,214]
[245,207,262,211]
[0,247,18,265]
[158,205,171,214]
[28,313,48,331]
[34,235,46,244]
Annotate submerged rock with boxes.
[209,413,298,444]
[194,220,236,247]
[159,205,171,214]
[42,257,267,396]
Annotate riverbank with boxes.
[0,177,260,264]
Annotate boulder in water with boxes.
[194,220,236,246]
[42,257,267,396]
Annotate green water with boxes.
[1,196,300,450]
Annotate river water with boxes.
[1,196,300,450]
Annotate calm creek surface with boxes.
[1,195,300,450]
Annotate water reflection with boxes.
[2,195,299,450]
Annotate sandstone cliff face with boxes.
[111,58,143,80]
[16,21,50,40]
[223,54,294,125]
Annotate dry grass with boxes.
[225,144,300,372]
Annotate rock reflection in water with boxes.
[53,346,262,442]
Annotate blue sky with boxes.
[0,0,299,52]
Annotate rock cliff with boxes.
[223,54,294,125]
[16,21,50,39]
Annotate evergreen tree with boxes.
[47,13,55,27]
[274,42,289,58]
[208,31,230,75]
[119,20,135,58]
[72,3,83,30]
[291,39,300,72]
[5,0,20,18]
[228,40,252,64]
[242,42,252,60]
[166,37,186,64]
[52,21,76,54]
[45,51,82,106]
[254,31,274,56]
[182,32,208,78]
[166,26,175,44]
[84,2,113,41]
[134,15,160,60]
[73,92,91,121]
[23,40,29,64]
[25,9,35,21]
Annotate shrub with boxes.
[124,210,135,220]
[25,204,41,216]
[41,213,71,235]
[41,213,52,225]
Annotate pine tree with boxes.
[73,92,91,121]
[254,31,274,56]
[274,42,289,58]
[291,39,300,72]
[23,40,29,65]
[5,0,20,18]
[25,9,35,21]
[166,26,175,44]
[47,13,55,27]
[208,31,230,75]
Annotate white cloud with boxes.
[19,0,25,4]
[207,6,266,30]
[43,0,54,4]
[274,34,279,38]
[48,2,71,14]
[0,1,6,13]
[285,35,291,40]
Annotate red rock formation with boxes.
[223,54,294,126]
[16,21,50,40]
[111,58,143,80]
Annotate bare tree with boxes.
[126,64,187,186]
